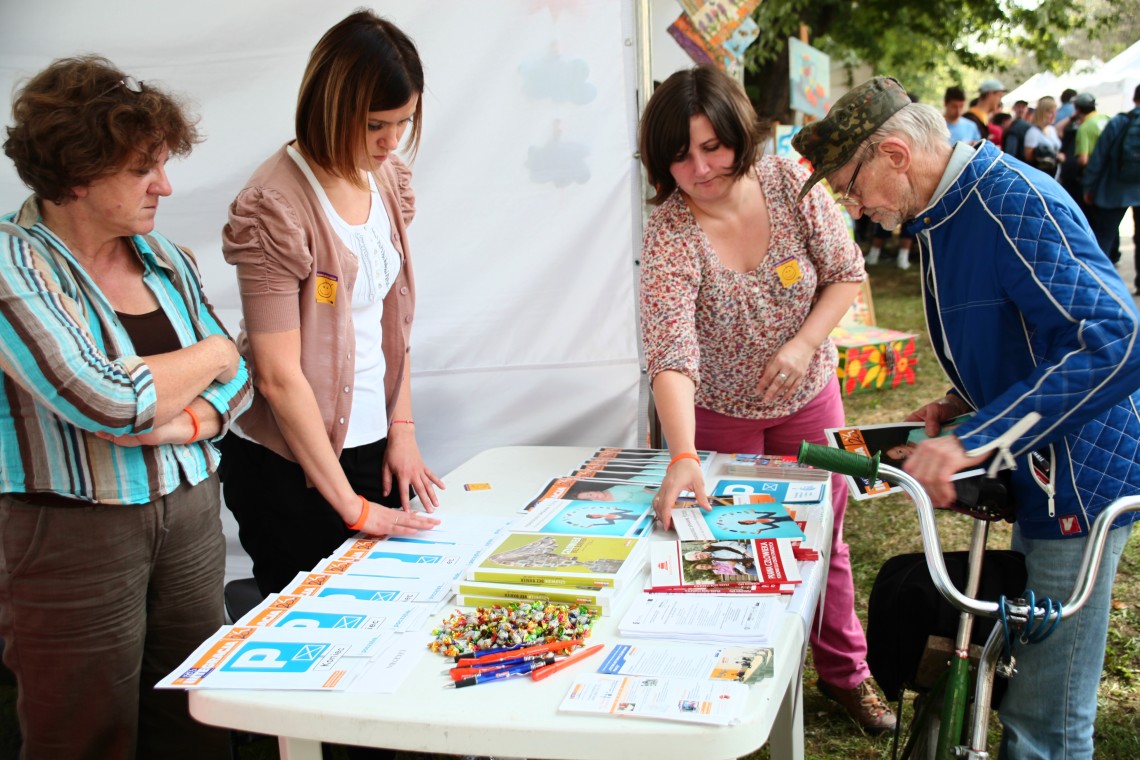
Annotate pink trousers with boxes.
[695,377,871,689]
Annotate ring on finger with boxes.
[777,372,789,380]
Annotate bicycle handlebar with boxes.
[798,440,1140,622]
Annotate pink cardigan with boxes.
[222,144,416,461]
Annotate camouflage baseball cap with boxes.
[792,76,912,202]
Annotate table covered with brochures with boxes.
[186,446,833,760]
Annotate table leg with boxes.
[768,676,805,760]
[279,736,322,760]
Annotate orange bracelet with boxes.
[347,495,370,531]
[183,406,201,444]
[390,419,414,426]
[667,452,701,470]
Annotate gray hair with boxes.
[869,102,950,147]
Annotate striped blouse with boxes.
[0,196,252,504]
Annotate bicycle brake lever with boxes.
[962,412,1042,477]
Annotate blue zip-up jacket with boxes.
[906,141,1140,539]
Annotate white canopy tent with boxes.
[1007,40,1140,116]
[0,0,697,583]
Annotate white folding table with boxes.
[189,446,832,759]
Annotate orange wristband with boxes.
[667,452,701,470]
[183,406,200,444]
[390,419,414,426]
[347,495,370,531]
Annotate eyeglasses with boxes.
[89,76,144,103]
[834,142,877,208]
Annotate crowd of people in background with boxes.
[860,76,1140,290]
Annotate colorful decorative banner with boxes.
[788,37,831,119]
[668,0,763,70]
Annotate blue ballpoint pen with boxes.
[446,653,555,678]
[451,644,521,662]
[444,660,544,688]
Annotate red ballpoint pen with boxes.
[531,643,604,682]
[449,653,555,680]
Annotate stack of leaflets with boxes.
[290,514,514,608]
[233,593,433,633]
[523,475,661,512]
[647,538,801,594]
[156,625,405,692]
[521,448,714,513]
[598,642,775,685]
[157,517,518,694]
[617,593,784,645]
[558,674,749,725]
[451,578,630,615]
[567,447,715,486]
[723,453,829,481]
[670,479,821,543]
[512,497,654,539]
[465,532,648,591]
[585,446,714,468]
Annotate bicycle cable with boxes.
[998,594,1015,657]
[1019,589,1064,644]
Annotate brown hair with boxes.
[295,10,424,188]
[638,66,765,205]
[3,55,199,204]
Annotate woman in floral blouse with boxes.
[638,66,893,733]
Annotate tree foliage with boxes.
[743,0,1131,118]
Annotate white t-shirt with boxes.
[1024,124,1061,152]
[288,146,402,448]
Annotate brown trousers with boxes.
[0,476,229,760]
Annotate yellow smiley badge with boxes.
[775,257,803,288]
[315,272,338,305]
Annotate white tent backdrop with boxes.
[1007,40,1140,117]
[1,0,678,583]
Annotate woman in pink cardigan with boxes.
[220,10,441,599]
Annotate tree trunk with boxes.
[746,41,793,122]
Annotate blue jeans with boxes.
[998,522,1133,759]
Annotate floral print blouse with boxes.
[640,156,865,420]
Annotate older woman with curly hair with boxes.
[0,56,251,759]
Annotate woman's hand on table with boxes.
[383,424,445,512]
[361,500,441,535]
[652,457,709,531]
[756,337,813,402]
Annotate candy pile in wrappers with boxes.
[429,601,593,658]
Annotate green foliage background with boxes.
[742,0,1140,117]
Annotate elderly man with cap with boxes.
[792,77,1140,759]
